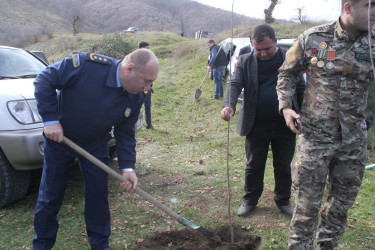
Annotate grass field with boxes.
[1,29,374,249]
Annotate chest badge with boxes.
[124,108,131,117]
[319,42,328,50]
[311,57,318,65]
[326,50,336,69]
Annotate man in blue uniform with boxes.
[32,49,159,250]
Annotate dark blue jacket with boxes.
[34,52,144,169]
[208,44,228,68]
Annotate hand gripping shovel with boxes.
[195,70,209,100]
[63,136,221,243]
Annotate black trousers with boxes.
[144,90,152,126]
[243,119,296,206]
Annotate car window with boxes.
[0,48,46,77]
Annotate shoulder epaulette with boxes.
[87,53,112,65]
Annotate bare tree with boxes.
[40,13,54,39]
[291,7,308,23]
[62,0,86,36]
[179,16,185,36]
[264,0,281,23]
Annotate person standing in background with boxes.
[139,41,155,130]
[207,39,228,100]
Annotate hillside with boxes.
[0,0,263,47]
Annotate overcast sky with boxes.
[193,0,342,21]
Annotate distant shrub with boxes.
[152,46,173,59]
[85,33,135,59]
[29,35,39,44]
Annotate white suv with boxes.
[0,45,47,207]
[219,38,302,102]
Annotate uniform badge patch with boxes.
[72,54,80,68]
[124,108,131,117]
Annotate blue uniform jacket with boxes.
[34,52,144,170]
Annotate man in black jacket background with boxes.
[207,39,228,100]
[221,24,305,217]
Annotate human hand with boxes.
[282,108,302,134]
[221,107,234,121]
[207,65,211,72]
[120,172,138,192]
[44,123,64,142]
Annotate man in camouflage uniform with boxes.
[276,0,375,249]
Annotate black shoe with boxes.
[237,203,256,217]
[91,247,112,250]
[210,96,219,100]
[278,204,294,217]
[146,124,155,130]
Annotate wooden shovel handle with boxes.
[62,136,182,221]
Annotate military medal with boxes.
[124,107,131,117]
[326,62,334,69]
[319,42,328,50]
[317,60,325,68]
[326,50,336,69]
[318,49,327,58]
[311,57,318,65]
[311,48,318,56]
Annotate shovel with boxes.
[195,70,209,100]
[62,136,221,243]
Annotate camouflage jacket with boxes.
[277,19,375,144]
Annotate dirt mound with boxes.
[134,225,261,249]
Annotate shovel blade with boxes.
[178,217,221,242]
[195,88,202,99]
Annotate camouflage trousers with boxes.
[288,134,366,250]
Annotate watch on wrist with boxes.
[121,168,135,173]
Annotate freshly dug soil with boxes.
[134,225,261,249]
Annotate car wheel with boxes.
[0,149,30,208]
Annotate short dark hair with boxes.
[138,41,149,48]
[207,39,215,44]
[251,24,276,43]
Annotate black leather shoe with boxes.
[210,96,219,100]
[146,124,155,130]
[278,204,294,217]
[91,247,112,250]
[237,203,256,217]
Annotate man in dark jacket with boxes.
[221,24,305,217]
[207,39,228,100]
[138,41,156,130]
